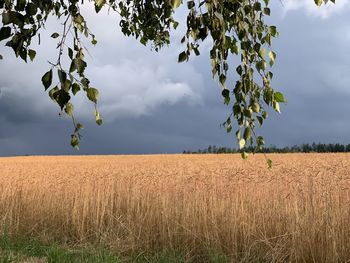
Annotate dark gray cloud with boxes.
[1,1,350,156]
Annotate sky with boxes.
[1,0,350,156]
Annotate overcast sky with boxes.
[1,0,350,156]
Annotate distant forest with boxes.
[183,143,350,154]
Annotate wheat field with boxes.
[0,154,350,262]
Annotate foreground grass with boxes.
[0,236,231,263]
[0,235,119,263]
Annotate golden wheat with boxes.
[0,154,350,262]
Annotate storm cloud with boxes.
[1,0,350,156]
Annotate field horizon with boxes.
[2,151,349,158]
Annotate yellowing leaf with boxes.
[87,88,99,103]
[239,138,246,149]
[96,0,105,7]
[260,48,266,58]
[65,103,74,117]
[274,102,281,113]
[172,0,181,9]
[268,51,276,66]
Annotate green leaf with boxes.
[76,123,84,131]
[140,37,147,46]
[41,70,53,91]
[53,89,71,110]
[69,61,76,73]
[173,21,179,30]
[16,0,26,11]
[91,37,97,45]
[219,74,226,86]
[314,0,323,6]
[267,159,273,169]
[70,134,79,150]
[236,65,243,76]
[243,108,252,118]
[87,88,99,103]
[253,2,261,11]
[58,69,67,85]
[231,43,239,54]
[63,79,71,92]
[252,102,260,113]
[48,86,59,100]
[0,27,11,42]
[256,60,266,72]
[193,47,200,56]
[262,111,268,119]
[2,12,11,25]
[3,11,24,27]
[178,51,187,63]
[257,136,265,146]
[274,92,285,103]
[264,87,273,105]
[28,49,36,61]
[72,83,81,95]
[221,89,230,105]
[74,14,84,25]
[241,152,248,160]
[74,58,87,74]
[269,26,278,37]
[187,0,195,9]
[19,48,27,62]
[263,7,270,15]
[25,3,37,16]
[68,48,73,59]
[236,129,241,140]
[243,127,252,140]
[51,32,60,39]
[96,119,102,126]
[81,78,90,88]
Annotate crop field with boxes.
[0,153,350,262]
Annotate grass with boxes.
[0,235,120,263]
[1,154,350,262]
[0,235,230,263]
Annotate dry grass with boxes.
[0,153,350,262]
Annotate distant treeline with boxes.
[183,143,350,154]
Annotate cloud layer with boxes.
[281,0,350,18]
